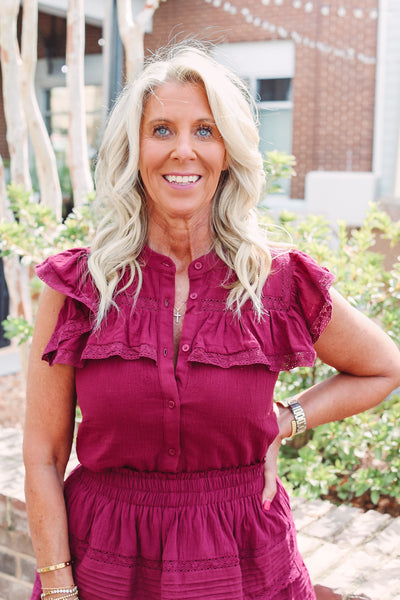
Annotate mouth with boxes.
[163,174,201,185]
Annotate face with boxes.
[139,82,228,222]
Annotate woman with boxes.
[24,45,400,600]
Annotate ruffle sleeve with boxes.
[36,248,159,368]
[289,249,336,344]
[35,248,96,367]
[186,249,335,372]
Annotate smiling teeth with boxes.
[165,175,200,184]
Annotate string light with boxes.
[203,0,377,64]
[263,0,378,20]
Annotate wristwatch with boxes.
[275,397,307,439]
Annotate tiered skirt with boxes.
[32,463,315,599]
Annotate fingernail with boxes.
[263,500,271,512]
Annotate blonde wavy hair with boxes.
[90,43,274,326]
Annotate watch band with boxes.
[275,397,307,438]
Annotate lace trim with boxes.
[189,347,267,368]
[52,318,92,342]
[71,536,239,572]
[189,347,316,371]
[318,268,335,289]
[118,294,159,311]
[309,300,333,343]
[70,527,302,596]
[83,342,157,362]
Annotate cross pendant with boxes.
[173,309,182,323]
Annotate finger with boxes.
[261,438,281,509]
[262,464,277,509]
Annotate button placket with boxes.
[157,269,180,470]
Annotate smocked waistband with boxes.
[70,463,265,507]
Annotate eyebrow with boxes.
[146,118,217,125]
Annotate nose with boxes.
[170,132,196,161]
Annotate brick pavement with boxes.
[0,426,399,599]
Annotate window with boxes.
[212,41,295,196]
[257,78,292,102]
[257,78,293,195]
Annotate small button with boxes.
[190,292,198,300]
[168,400,176,409]
[181,344,190,352]
[194,261,203,270]
[168,447,176,456]
[163,348,168,357]
[165,299,169,307]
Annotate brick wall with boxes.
[0,494,35,600]
[0,2,378,198]
[144,0,378,198]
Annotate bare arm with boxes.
[24,285,76,589]
[262,288,400,505]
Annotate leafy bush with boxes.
[259,204,400,508]
[0,183,96,345]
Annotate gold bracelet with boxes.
[37,560,72,574]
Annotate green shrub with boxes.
[259,203,400,508]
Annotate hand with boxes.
[261,433,283,511]
[261,402,292,511]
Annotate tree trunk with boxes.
[20,0,63,220]
[66,0,93,208]
[0,155,8,220]
[0,0,31,191]
[0,2,31,371]
[117,0,163,83]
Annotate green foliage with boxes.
[0,183,95,265]
[2,316,34,346]
[263,150,296,194]
[259,201,400,508]
[0,184,96,344]
[278,396,400,507]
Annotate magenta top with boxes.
[35,246,335,474]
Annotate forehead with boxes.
[142,82,214,119]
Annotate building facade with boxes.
[1,0,398,204]
[145,0,379,199]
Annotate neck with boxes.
[147,219,213,271]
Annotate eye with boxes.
[153,125,170,137]
[197,125,213,138]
